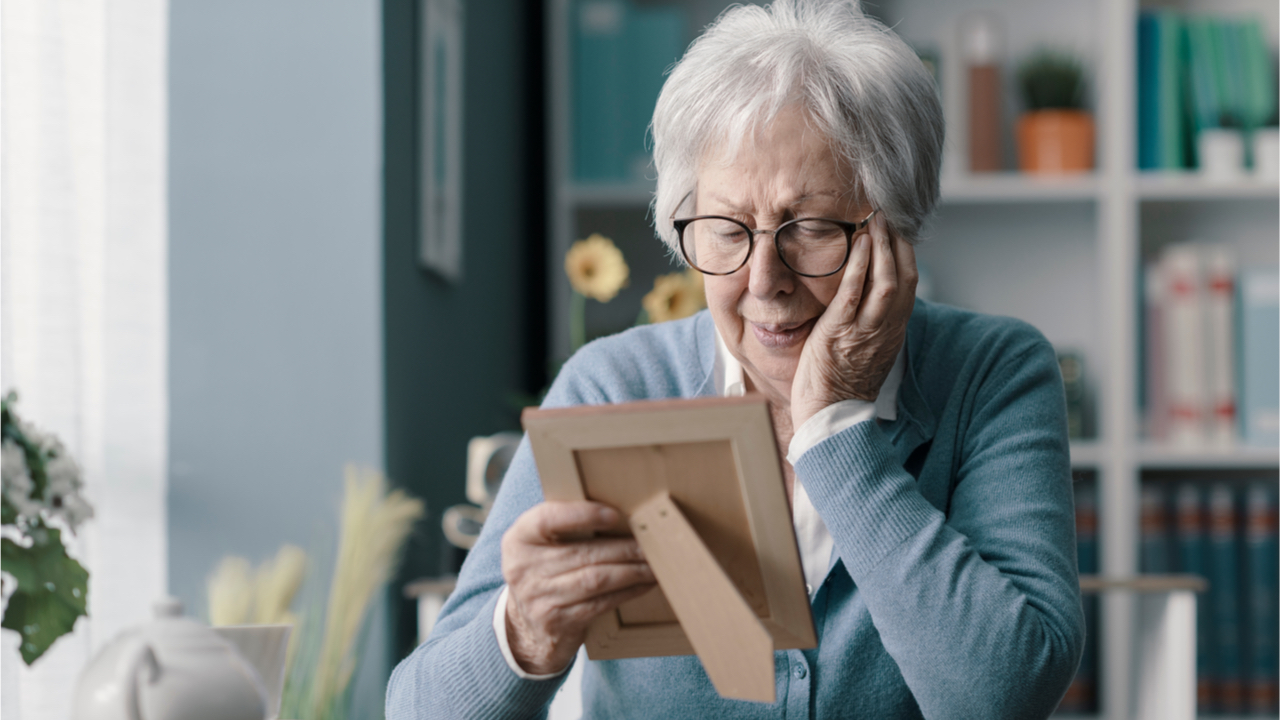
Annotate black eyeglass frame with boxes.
[672,208,880,278]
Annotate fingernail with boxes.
[598,507,618,524]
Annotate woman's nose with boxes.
[745,231,795,298]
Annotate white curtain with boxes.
[1,0,168,718]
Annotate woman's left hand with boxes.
[790,212,917,429]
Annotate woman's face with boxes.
[694,106,870,401]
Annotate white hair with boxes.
[650,0,944,251]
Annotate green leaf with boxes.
[1,529,89,664]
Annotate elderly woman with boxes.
[387,1,1083,717]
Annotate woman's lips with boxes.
[750,318,815,349]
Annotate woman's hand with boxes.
[501,501,655,675]
[790,212,918,429]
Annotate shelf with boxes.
[1136,443,1280,470]
[563,171,1116,208]
[561,181,655,207]
[1070,441,1103,469]
[940,173,1099,204]
[1135,172,1280,201]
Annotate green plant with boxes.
[1,392,93,664]
[1018,51,1086,111]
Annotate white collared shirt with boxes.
[493,331,906,679]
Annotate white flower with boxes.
[52,493,94,531]
[44,454,82,496]
[2,439,42,520]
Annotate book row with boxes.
[1137,11,1277,171]
[1143,244,1279,447]
[1062,481,1280,716]
[1141,480,1278,715]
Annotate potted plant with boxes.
[1016,51,1093,173]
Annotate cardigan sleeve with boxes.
[793,334,1084,720]
[384,354,613,720]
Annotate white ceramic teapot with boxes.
[72,597,268,720]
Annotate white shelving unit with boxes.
[545,0,1280,718]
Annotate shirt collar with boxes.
[713,328,904,421]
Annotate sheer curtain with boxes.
[1,1,168,717]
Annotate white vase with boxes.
[1197,128,1245,182]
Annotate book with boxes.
[1174,482,1213,711]
[1184,17,1219,164]
[1239,270,1279,446]
[1157,13,1185,169]
[1143,262,1169,440]
[573,0,627,181]
[1137,13,1160,170]
[1209,483,1244,713]
[1159,245,1208,445]
[1203,248,1236,445]
[1245,482,1279,713]
[1141,483,1172,572]
[621,4,684,179]
[571,0,685,183]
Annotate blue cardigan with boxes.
[386,300,1084,719]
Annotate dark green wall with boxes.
[383,0,545,659]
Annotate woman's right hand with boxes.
[500,501,655,675]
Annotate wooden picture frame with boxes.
[522,395,816,702]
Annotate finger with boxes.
[856,211,900,327]
[512,501,621,545]
[561,582,658,625]
[525,537,648,578]
[551,562,656,605]
[823,231,871,328]
[891,233,919,313]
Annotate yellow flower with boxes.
[565,234,629,302]
[643,268,707,323]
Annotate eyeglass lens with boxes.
[682,218,850,276]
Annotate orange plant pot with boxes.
[1017,110,1095,173]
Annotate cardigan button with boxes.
[794,665,807,680]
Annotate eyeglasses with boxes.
[673,209,878,278]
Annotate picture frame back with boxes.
[522,395,816,661]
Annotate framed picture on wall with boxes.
[419,0,464,281]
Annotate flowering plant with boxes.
[642,268,706,324]
[1,392,94,664]
[564,233,630,351]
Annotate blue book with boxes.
[1239,270,1279,447]
[1141,483,1172,572]
[1175,482,1213,711]
[1209,483,1244,713]
[1156,13,1185,169]
[621,5,685,181]
[1245,482,1279,713]
[1137,13,1160,170]
[573,0,627,181]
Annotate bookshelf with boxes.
[544,0,1279,718]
